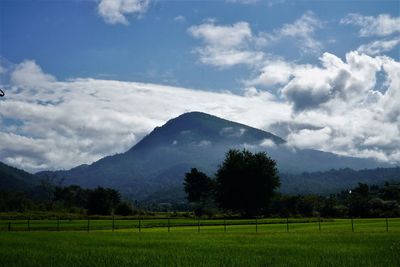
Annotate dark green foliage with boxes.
[215,149,280,216]
[86,187,121,215]
[183,168,212,203]
[183,168,216,216]
[344,182,400,217]
[114,201,134,216]
[0,191,35,212]
[267,182,400,218]
[53,185,90,209]
[280,167,400,195]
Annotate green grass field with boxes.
[0,217,331,231]
[0,218,400,266]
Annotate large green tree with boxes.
[183,168,215,216]
[86,187,121,215]
[183,168,212,203]
[215,149,280,216]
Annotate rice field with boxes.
[0,217,398,233]
[0,218,399,267]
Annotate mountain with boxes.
[36,112,393,199]
[0,162,41,191]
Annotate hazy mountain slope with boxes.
[36,112,392,199]
[0,162,41,191]
[280,167,400,195]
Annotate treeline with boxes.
[280,167,400,195]
[184,150,400,218]
[0,182,138,216]
[1,150,400,218]
[270,182,400,218]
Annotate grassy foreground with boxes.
[1,217,398,232]
[1,222,400,267]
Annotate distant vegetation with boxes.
[1,148,400,218]
[184,149,400,218]
[280,167,400,194]
[0,184,138,216]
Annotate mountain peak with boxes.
[133,111,285,151]
[176,111,212,118]
[36,112,390,199]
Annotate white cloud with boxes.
[265,11,323,54]
[341,13,400,37]
[189,21,253,48]
[188,11,324,69]
[357,38,400,56]
[188,21,265,67]
[287,127,332,149]
[11,60,56,88]
[260,138,276,148]
[247,59,294,87]
[247,51,400,163]
[1,61,291,172]
[1,52,400,172]
[173,15,185,23]
[97,0,150,25]
[219,127,247,137]
[250,51,384,110]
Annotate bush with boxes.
[114,202,133,216]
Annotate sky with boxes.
[0,0,399,172]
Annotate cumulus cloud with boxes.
[264,11,323,54]
[247,50,400,163]
[11,60,56,88]
[0,61,291,172]
[97,0,150,25]
[1,53,400,172]
[260,138,276,148]
[357,38,400,56]
[3,7,400,175]
[287,127,332,149]
[188,11,324,69]
[250,51,385,111]
[188,21,265,67]
[246,59,294,87]
[341,13,400,37]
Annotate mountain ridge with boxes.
[35,111,393,199]
[0,161,41,191]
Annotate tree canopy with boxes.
[86,187,121,215]
[183,168,212,203]
[215,149,280,216]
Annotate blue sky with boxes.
[0,0,399,172]
[1,0,398,92]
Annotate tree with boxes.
[183,168,212,203]
[183,168,214,216]
[86,187,120,215]
[215,149,280,216]
[115,201,134,216]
